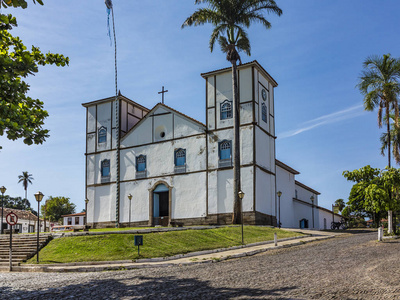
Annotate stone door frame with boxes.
[148,180,173,226]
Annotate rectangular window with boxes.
[68,218,72,225]
[75,217,80,225]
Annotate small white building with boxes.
[83,60,341,229]
[1,207,46,233]
[62,212,86,226]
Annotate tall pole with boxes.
[34,191,44,264]
[37,199,40,263]
[311,195,315,229]
[238,190,245,245]
[128,194,132,228]
[85,198,89,226]
[277,191,282,228]
[0,186,6,234]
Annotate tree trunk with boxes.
[231,60,241,224]
[387,106,391,168]
[388,210,393,234]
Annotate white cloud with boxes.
[279,104,365,139]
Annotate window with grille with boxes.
[98,126,107,143]
[101,159,110,177]
[220,100,233,120]
[262,103,267,123]
[218,140,232,167]
[136,155,146,172]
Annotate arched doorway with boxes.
[149,182,171,226]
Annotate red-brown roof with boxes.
[0,208,43,221]
[62,212,86,217]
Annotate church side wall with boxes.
[294,185,319,229]
[276,166,295,228]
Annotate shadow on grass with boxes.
[0,275,298,299]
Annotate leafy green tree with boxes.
[334,198,345,212]
[0,1,69,149]
[41,196,76,222]
[17,171,33,208]
[357,54,400,168]
[343,165,400,232]
[2,195,31,210]
[182,0,282,223]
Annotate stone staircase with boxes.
[0,233,51,270]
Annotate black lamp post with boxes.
[0,186,6,234]
[310,195,315,229]
[277,191,282,228]
[85,198,89,226]
[34,191,44,263]
[238,190,245,245]
[128,194,132,228]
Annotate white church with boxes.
[83,61,341,230]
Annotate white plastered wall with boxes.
[276,166,295,228]
[87,184,116,224]
[255,167,275,216]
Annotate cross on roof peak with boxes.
[158,86,168,104]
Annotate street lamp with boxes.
[1,186,6,234]
[85,198,89,227]
[34,191,44,263]
[128,194,133,228]
[238,190,245,245]
[310,195,315,229]
[277,191,282,228]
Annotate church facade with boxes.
[83,61,340,229]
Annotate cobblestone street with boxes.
[1,231,399,299]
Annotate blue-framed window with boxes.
[98,126,107,143]
[220,100,233,120]
[219,140,232,160]
[136,155,146,172]
[174,148,186,166]
[101,159,110,177]
[261,103,267,123]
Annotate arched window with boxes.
[98,126,107,144]
[136,155,146,172]
[101,159,110,177]
[175,149,186,166]
[261,103,267,123]
[219,140,231,160]
[220,100,233,120]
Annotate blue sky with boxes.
[1,0,399,213]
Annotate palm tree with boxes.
[334,198,345,212]
[358,54,400,168]
[18,171,33,210]
[182,0,282,224]
[380,115,400,165]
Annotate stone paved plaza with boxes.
[1,231,399,299]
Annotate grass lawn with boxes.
[27,226,304,264]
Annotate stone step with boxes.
[0,254,27,259]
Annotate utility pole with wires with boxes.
[105,0,120,227]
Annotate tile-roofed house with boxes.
[1,207,47,233]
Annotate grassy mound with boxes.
[27,226,303,264]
